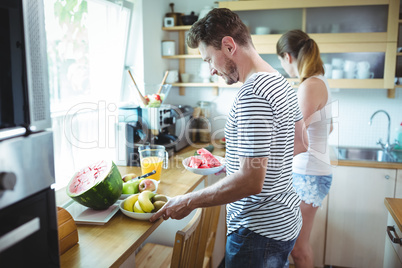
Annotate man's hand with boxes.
[149,195,193,222]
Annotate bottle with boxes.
[197,101,211,143]
[396,122,402,150]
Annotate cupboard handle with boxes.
[0,217,40,253]
[385,175,390,179]
[387,226,402,245]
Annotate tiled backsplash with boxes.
[329,88,402,148]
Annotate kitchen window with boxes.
[44,0,133,189]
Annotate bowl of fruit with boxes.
[119,191,169,220]
[120,172,159,199]
[182,148,225,176]
[143,84,171,108]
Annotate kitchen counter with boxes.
[330,147,402,169]
[384,198,402,233]
[59,143,225,268]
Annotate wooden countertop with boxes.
[384,198,402,232]
[59,143,225,268]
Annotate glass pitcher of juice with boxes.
[138,145,168,181]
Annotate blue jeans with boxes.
[225,227,297,268]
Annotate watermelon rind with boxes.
[66,160,123,210]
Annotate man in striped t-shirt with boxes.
[151,8,308,267]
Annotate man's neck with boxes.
[235,47,275,83]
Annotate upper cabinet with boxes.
[218,0,400,97]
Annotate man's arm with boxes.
[149,156,268,222]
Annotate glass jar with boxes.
[197,101,211,143]
[197,101,211,118]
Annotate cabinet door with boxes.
[395,169,402,198]
[325,166,396,268]
[383,213,402,268]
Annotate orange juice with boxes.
[140,156,163,181]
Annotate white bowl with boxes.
[120,179,159,200]
[182,155,225,175]
[119,195,170,220]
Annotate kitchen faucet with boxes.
[368,110,399,155]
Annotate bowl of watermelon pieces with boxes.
[182,148,225,175]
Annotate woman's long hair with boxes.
[277,30,324,82]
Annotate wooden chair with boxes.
[135,205,221,268]
[136,208,203,268]
[200,205,221,268]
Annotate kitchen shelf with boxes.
[162,0,399,98]
[219,0,399,98]
[162,55,201,59]
[219,0,390,11]
[162,26,191,31]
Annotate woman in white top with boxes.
[277,30,333,268]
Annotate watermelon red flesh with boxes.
[196,148,221,167]
[67,160,122,210]
[189,156,202,168]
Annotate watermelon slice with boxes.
[67,160,123,210]
[196,148,221,167]
[188,156,203,168]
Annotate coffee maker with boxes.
[116,104,192,166]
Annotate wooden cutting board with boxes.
[57,206,79,255]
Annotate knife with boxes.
[135,170,156,180]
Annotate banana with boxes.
[123,194,139,212]
[138,190,156,213]
[152,194,168,203]
[134,200,145,213]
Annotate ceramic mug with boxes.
[180,73,191,83]
[332,69,344,79]
[356,70,374,79]
[344,70,356,79]
[357,61,370,72]
[331,58,344,70]
[343,60,356,72]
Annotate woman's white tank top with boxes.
[293,75,332,176]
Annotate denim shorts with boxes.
[225,227,297,268]
[292,173,332,207]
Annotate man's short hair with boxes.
[187,8,252,50]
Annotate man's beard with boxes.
[221,56,238,85]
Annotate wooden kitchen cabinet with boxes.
[325,166,396,268]
[383,209,402,268]
[219,0,400,96]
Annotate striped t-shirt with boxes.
[225,71,303,241]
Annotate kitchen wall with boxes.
[133,0,402,148]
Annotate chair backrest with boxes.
[170,208,203,268]
[195,205,222,268]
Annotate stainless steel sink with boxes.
[335,146,402,163]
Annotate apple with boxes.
[122,173,137,182]
[139,179,156,192]
[122,182,135,194]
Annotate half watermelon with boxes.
[66,160,123,210]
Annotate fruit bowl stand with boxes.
[58,141,225,268]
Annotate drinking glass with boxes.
[138,145,168,181]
